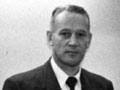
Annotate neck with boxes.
[53,57,80,76]
[61,64,80,76]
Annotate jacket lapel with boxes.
[43,60,93,90]
[80,68,92,90]
[44,60,61,90]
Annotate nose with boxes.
[68,34,79,47]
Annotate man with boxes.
[3,5,114,90]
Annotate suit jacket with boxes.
[3,59,114,90]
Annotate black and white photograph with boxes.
[0,0,120,90]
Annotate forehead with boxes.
[53,11,89,32]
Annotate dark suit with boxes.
[3,60,114,90]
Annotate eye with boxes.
[77,32,86,37]
[59,31,71,38]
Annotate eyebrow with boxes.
[60,28,89,33]
[60,28,71,31]
[76,29,88,33]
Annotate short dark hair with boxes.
[50,5,90,31]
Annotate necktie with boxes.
[66,77,77,90]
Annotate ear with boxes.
[47,31,54,46]
[87,33,92,48]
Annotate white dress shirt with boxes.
[51,57,81,90]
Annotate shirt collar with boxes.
[50,57,81,88]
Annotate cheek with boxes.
[80,38,90,46]
[56,41,64,48]
[78,41,89,51]
[53,40,67,52]
[53,39,62,48]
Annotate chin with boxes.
[66,61,81,67]
[64,57,82,66]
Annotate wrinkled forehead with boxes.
[53,11,90,31]
[57,11,88,24]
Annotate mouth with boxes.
[65,51,79,56]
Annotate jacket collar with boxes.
[43,59,92,90]
[44,59,61,90]
[80,68,92,90]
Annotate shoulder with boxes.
[6,59,51,81]
[8,64,45,82]
[81,68,114,89]
[3,61,50,90]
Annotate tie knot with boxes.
[66,77,77,90]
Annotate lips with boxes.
[65,50,79,55]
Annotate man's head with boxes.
[47,5,92,68]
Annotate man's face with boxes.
[48,11,92,67]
